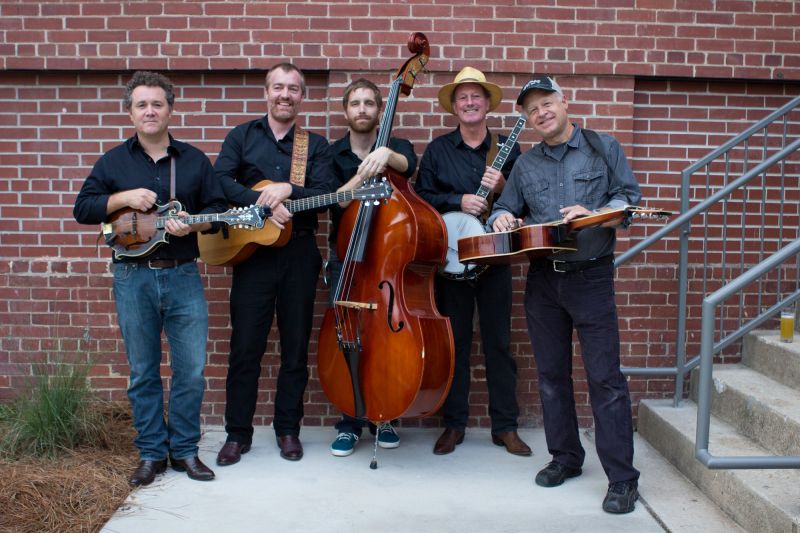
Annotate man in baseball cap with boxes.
[515,75,564,105]
[488,74,642,514]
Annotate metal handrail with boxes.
[617,138,800,267]
[695,238,800,468]
[617,95,800,411]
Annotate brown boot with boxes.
[433,428,465,455]
[491,431,532,456]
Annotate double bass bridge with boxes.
[333,300,377,310]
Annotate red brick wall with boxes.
[1,1,799,429]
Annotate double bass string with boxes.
[333,73,402,347]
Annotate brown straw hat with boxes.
[437,66,503,115]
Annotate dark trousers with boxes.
[435,265,520,433]
[224,236,322,443]
[524,260,639,483]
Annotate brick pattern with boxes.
[1,3,799,429]
[1,1,799,80]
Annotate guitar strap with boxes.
[169,155,176,200]
[582,128,612,174]
[290,126,309,186]
[583,127,636,227]
[481,132,500,221]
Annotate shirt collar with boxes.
[335,131,380,156]
[257,115,296,144]
[539,123,581,159]
[451,126,492,151]
[128,133,181,157]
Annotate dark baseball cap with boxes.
[516,76,563,105]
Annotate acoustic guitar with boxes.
[457,206,672,265]
[102,201,268,260]
[198,179,392,267]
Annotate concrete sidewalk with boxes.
[103,427,742,533]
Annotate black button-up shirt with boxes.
[73,135,227,262]
[415,127,521,214]
[214,116,335,233]
[329,133,417,244]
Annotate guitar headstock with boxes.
[625,206,673,219]
[225,205,269,229]
[353,179,393,203]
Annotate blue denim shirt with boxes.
[489,125,641,262]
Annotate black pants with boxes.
[524,260,639,483]
[435,265,520,433]
[224,236,322,443]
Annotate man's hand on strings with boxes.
[255,182,292,209]
[559,204,591,223]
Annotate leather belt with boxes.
[546,254,614,273]
[129,258,195,269]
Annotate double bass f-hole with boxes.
[378,280,404,333]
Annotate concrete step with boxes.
[689,363,800,456]
[743,331,800,390]
[631,433,746,533]
[638,398,800,533]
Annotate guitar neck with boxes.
[476,115,527,200]
[285,190,357,213]
[157,212,242,228]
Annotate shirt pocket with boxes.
[572,169,606,206]
[522,180,550,215]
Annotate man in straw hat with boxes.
[415,67,531,457]
[488,75,641,514]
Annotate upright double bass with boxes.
[317,33,455,439]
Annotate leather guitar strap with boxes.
[290,126,309,186]
[481,132,500,221]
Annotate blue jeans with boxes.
[113,261,208,461]
[524,260,639,483]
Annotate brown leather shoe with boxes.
[128,459,167,487]
[216,441,251,466]
[491,430,533,456]
[433,428,465,455]
[170,455,215,481]
[276,434,303,461]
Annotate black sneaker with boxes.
[602,480,639,514]
[534,461,582,487]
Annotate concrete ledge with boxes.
[743,331,800,389]
[638,399,800,533]
[690,364,800,456]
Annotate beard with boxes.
[349,115,379,133]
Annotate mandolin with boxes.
[197,179,392,267]
[458,206,672,265]
[102,201,268,260]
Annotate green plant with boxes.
[0,361,105,458]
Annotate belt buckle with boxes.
[146,259,168,269]
[551,260,567,273]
